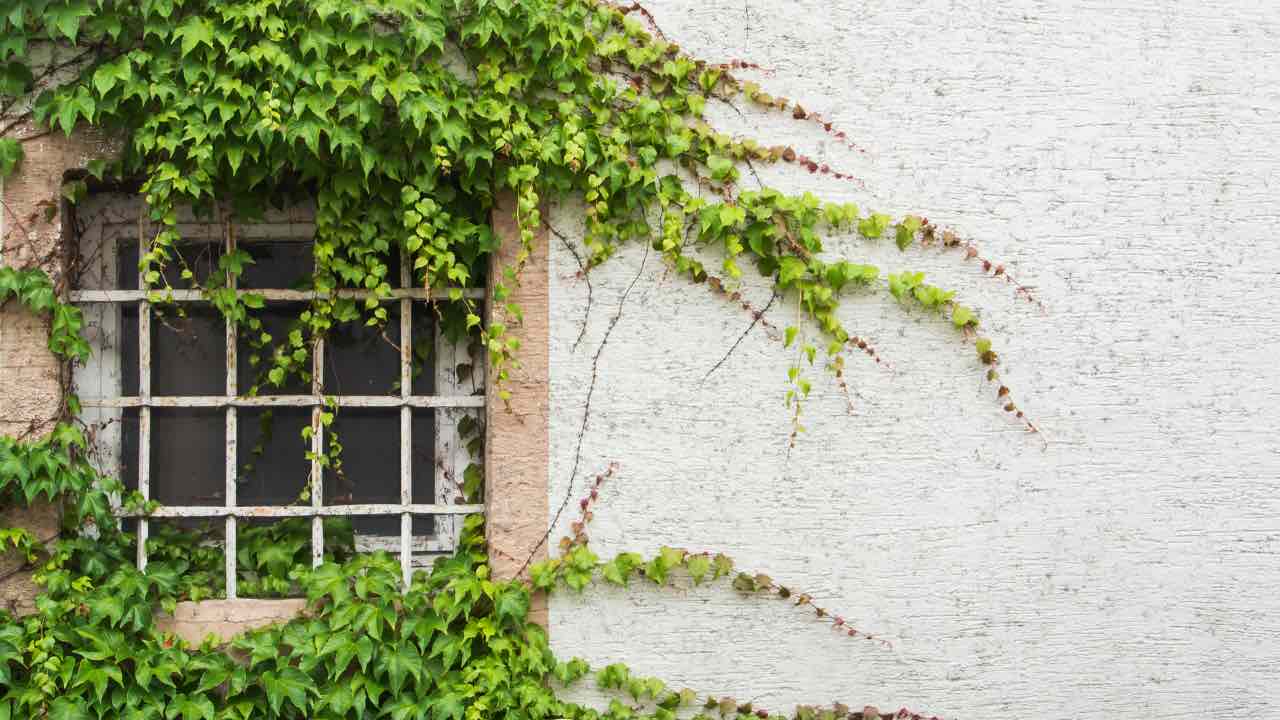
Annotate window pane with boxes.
[323,305,400,396]
[120,306,139,396]
[324,408,397,511]
[237,408,311,506]
[239,241,313,290]
[238,304,310,395]
[120,407,139,489]
[410,407,437,536]
[117,240,223,290]
[126,408,226,506]
[151,305,225,396]
[122,305,228,396]
[410,303,436,396]
[323,408,432,536]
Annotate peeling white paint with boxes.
[547,1,1280,718]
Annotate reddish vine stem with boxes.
[971,334,1042,437]
[568,464,894,650]
[784,147,867,190]
[722,559,893,649]
[608,2,873,163]
[704,274,781,338]
[754,704,940,720]
[783,104,871,156]
[713,59,775,76]
[607,0,672,41]
[847,335,888,368]
[922,223,1045,311]
[560,461,620,551]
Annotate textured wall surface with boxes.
[0,125,113,610]
[0,123,113,438]
[154,599,308,646]
[546,2,1280,718]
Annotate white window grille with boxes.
[69,193,484,595]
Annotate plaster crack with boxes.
[703,287,778,381]
[518,241,650,577]
[547,222,594,353]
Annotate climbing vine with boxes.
[0,0,1045,718]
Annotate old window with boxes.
[68,191,484,595]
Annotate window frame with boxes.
[69,194,485,595]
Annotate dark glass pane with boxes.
[169,242,221,287]
[149,408,225,506]
[237,408,311,506]
[410,303,436,396]
[323,305,399,396]
[410,408,436,536]
[335,516,401,551]
[237,304,310,395]
[121,306,139,396]
[151,305,225,396]
[324,409,397,508]
[118,239,138,290]
[240,241,312,290]
[323,408,432,535]
[122,409,226,507]
[117,240,221,289]
[120,407,139,489]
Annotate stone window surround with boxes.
[0,127,550,637]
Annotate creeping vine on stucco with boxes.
[0,1,1046,718]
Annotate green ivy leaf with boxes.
[686,554,711,585]
[952,305,977,328]
[428,690,466,720]
[48,697,89,720]
[784,326,798,348]
[857,213,892,239]
[0,138,22,179]
[494,584,529,623]
[778,256,807,287]
[45,0,92,42]
[174,15,215,56]
[261,667,315,715]
[528,559,559,591]
[706,154,735,182]
[166,694,215,720]
[378,643,423,695]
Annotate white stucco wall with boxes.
[546,2,1280,718]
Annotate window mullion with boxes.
[310,337,324,567]
[400,253,413,589]
[435,316,464,550]
[137,212,151,572]
[224,217,238,600]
